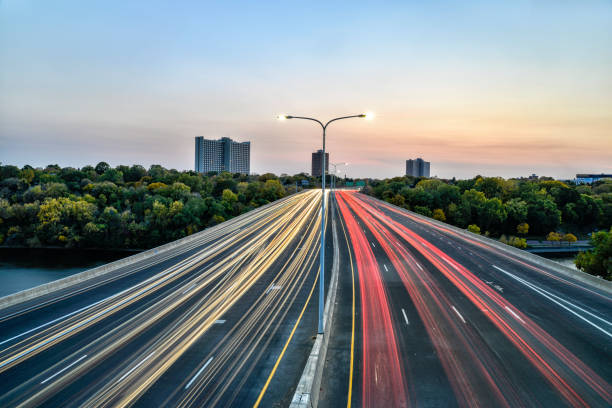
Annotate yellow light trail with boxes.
[0,190,325,407]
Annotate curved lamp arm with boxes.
[324,114,366,129]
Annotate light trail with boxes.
[336,194,408,408]
[0,190,326,408]
[337,192,516,407]
[336,191,612,408]
[335,194,358,408]
[363,194,611,302]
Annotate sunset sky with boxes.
[1,1,611,179]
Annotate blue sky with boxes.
[1,1,611,179]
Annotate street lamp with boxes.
[330,162,348,190]
[277,113,372,334]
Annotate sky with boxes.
[1,1,611,180]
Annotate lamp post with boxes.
[330,162,348,190]
[278,113,373,334]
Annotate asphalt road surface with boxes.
[1,189,610,407]
[320,191,611,408]
[0,190,332,407]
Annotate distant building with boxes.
[195,137,250,174]
[406,158,430,178]
[575,173,612,185]
[311,150,329,177]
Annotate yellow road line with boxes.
[336,195,356,408]
[252,270,319,408]
[173,197,321,407]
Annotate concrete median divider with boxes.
[0,193,301,312]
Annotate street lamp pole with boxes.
[278,113,372,334]
[330,162,348,190]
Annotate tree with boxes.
[458,189,486,227]
[124,165,147,182]
[37,197,96,246]
[509,236,527,249]
[0,163,308,250]
[44,182,69,198]
[416,179,444,192]
[261,180,285,202]
[436,184,461,209]
[0,165,20,180]
[210,214,225,226]
[527,196,561,235]
[147,182,167,191]
[82,221,103,246]
[212,176,237,197]
[412,187,433,208]
[478,197,507,234]
[517,222,529,235]
[389,194,405,207]
[164,182,191,201]
[575,228,611,280]
[177,173,203,193]
[24,185,45,202]
[148,164,167,182]
[99,168,124,184]
[222,189,238,204]
[20,168,35,184]
[546,231,562,245]
[433,208,446,222]
[475,177,504,198]
[574,194,601,226]
[562,233,577,246]
[258,173,278,182]
[95,162,111,175]
[382,190,394,202]
[414,206,432,217]
[593,180,612,195]
[506,198,528,226]
[467,224,481,234]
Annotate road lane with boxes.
[324,191,611,408]
[0,190,329,407]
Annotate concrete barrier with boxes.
[0,193,302,312]
[291,197,341,408]
[365,194,612,294]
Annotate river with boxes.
[0,248,140,298]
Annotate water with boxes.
[552,257,579,271]
[536,253,579,271]
[0,248,139,298]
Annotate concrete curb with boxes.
[0,193,299,312]
[364,194,612,294]
[291,197,341,408]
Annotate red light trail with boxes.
[336,191,611,407]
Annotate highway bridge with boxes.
[0,190,610,407]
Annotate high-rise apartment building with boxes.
[195,137,250,174]
[311,149,329,177]
[406,158,430,178]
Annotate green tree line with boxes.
[0,163,314,249]
[365,175,612,279]
[366,175,612,236]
